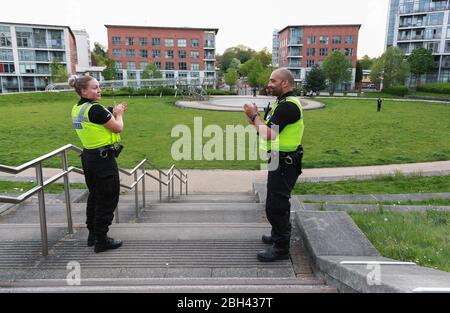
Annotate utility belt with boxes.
[269,146,304,165]
[83,143,123,159]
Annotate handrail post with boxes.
[171,171,175,198]
[179,172,182,196]
[141,164,146,209]
[35,163,49,257]
[134,171,139,218]
[61,151,73,234]
[186,173,188,195]
[159,171,162,202]
[167,174,171,203]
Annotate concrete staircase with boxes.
[0,190,337,293]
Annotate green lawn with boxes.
[1,92,449,169]
[0,180,86,194]
[350,210,450,273]
[294,174,450,195]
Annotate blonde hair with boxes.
[68,75,95,96]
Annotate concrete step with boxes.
[0,278,337,293]
[0,203,136,224]
[118,192,257,204]
[139,203,265,223]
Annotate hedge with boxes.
[382,86,409,97]
[101,87,237,97]
[416,83,450,95]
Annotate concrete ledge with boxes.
[294,211,380,259]
[294,210,450,293]
[316,256,450,293]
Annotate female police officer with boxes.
[69,75,127,253]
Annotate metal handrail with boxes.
[0,144,188,257]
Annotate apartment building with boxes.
[386,0,450,83]
[273,24,361,90]
[0,22,77,93]
[106,25,218,82]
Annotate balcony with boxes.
[399,2,449,15]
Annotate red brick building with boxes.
[105,25,218,82]
[274,24,361,89]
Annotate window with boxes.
[319,36,328,44]
[140,62,148,69]
[0,26,12,47]
[152,38,160,46]
[19,63,36,74]
[191,51,200,59]
[447,27,450,39]
[19,50,35,61]
[36,51,49,62]
[178,39,187,47]
[191,39,200,48]
[190,71,200,78]
[344,48,354,56]
[152,50,161,58]
[178,62,187,70]
[153,61,162,69]
[345,36,355,44]
[306,59,315,67]
[16,28,33,47]
[319,48,328,57]
[307,36,316,44]
[428,12,444,26]
[0,49,13,61]
[139,37,148,46]
[178,50,187,59]
[165,39,174,47]
[140,49,148,58]
[126,37,134,46]
[126,61,136,70]
[115,62,123,70]
[48,30,63,49]
[306,48,315,56]
[165,50,174,59]
[191,63,200,71]
[112,49,122,58]
[126,49,135,57]
[165,62,174,70]
[332,36,341,44]
[165,71,175,79]
[112,36,121,45]
[50,51,65,62]
[178,71,188,78]
[0,62,15,73]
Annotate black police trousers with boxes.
[81,150,120,238]
[265,150,303,252]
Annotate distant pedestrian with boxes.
[377,97,383,112]
[252,87,257,97]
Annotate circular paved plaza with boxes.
[176,96,325,112]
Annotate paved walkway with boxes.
[1,161,449,193]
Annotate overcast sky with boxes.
[0,0,390,58]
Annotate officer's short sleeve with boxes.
[88,104,112,124]
[269,102,301,133]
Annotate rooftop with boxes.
[105,24,219,34]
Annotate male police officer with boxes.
[244,68,304,262]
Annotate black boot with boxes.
[94,236,123,253]
[262,234,274,245]
[87,232,96,247]
[257,245,289,262]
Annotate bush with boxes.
[416,83,450,95]
[383,86,409,97]
[206,89,238,96]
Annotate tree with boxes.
[102,57,117,81]
[91,42,108,66]
[360,55,376,70]
[408,48,435,87]
[255,48,272,67]
[355,61,363,86]
[305,65,327,93]
[50,60,68,83]
[229,58,241,70]
[224,68,239,90]
[370,46,410,89]
[141,63,162,79]
[321,51,352,94]
[218,45,255,72]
